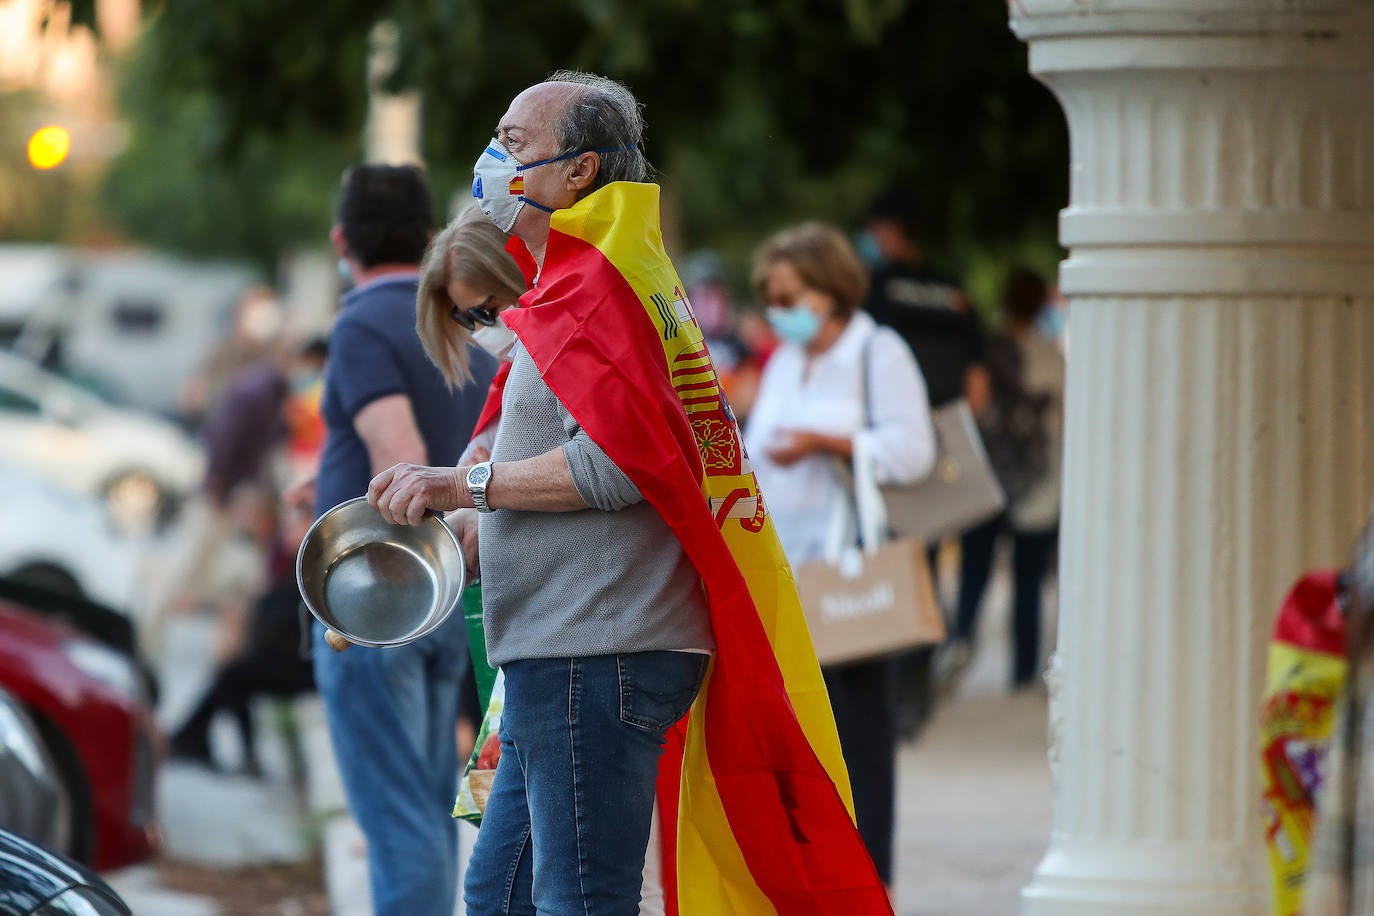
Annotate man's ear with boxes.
[565,152,601,192]
[330,225,349,259]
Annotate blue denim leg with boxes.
[463,730,536,916]
[465,652,706,916]
[313,615,468,916]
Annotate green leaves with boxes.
[106,0,1068,285]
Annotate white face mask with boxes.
[471,140,560,233]
[471,139,639,232]
[471,316,518,361]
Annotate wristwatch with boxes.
[465,461,495,513]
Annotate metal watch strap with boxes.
[467,460,495,513]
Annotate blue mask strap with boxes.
[511,144,641,214]
[521,198,558,214]
[515,144,639,172]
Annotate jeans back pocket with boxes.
[617,651,709,733]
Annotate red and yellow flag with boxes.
[499,182,890,914]
[1260,569,1346,916]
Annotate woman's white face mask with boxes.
[471,315,518,361]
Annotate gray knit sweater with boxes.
[478,345,714,667]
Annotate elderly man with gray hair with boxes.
[370,71,714,914]
[370,70,892,916]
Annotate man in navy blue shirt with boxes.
[310,164,496,915]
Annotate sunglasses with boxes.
[450,296,498,331]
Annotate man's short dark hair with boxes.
[298,336,330,363]
[864,188,924,243]
[1003,266,1048,322]
[336,164,433,269]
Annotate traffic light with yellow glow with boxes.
[27,126,71,170]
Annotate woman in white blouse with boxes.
[744,222,934,892]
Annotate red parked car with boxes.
[0,595,158,870]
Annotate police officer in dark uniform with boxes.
[860,189,989,740]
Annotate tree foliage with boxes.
[101,42,358,270]
[110,0,1068,286]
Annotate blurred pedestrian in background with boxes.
[168,496,316,778]
[281,337,330,483]
[146,337,328,661]
[945,266,1064,691]
[859,188,989,739]
[308,164,498,916]
[744,221,935,893]
[728,307,780,421]
[679,250,746,369]
[677,249,775,422]
[1037,281,1068,355]
[202,339,327,514]
[179,287,284,429]
[860,190,986,416]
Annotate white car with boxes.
[0,468,151,613]
[0,350,203,527]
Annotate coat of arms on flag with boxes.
[650,286,698,340]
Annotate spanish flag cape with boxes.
[495,182,890,914]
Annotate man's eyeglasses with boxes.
[450,296,498,331]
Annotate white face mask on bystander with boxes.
[471,316,518,361]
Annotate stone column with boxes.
[1011,3,1374,913]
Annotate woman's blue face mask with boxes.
[766,303,823,347]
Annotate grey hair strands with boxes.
[544,70,654,189]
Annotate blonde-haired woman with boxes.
[414,204,527,798]
[744,221,935,894]
[417,205,528,387]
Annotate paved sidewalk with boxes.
[103,864,218,916]
[894,689,1051,915]
[891,561,1055,915]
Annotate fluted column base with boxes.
[1024,843,1270,915]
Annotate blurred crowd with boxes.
[169,183,1070,880]
[0,155,1068,908]
[149,290,332,776]
[714,190,1066,886]
[138,174,1064,893]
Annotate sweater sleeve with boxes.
[559,403,644,511]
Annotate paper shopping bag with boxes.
[794,537,944,666]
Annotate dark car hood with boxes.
[0,828,128,912]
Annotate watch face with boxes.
[467,465,491,486]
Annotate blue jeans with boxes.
[464,651,708,916]
[313,615,470,916]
